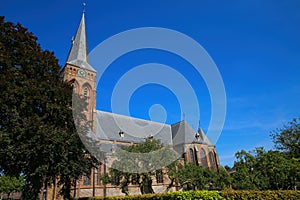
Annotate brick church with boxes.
[47,11,220,199]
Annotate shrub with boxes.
[74,190,300,200]
[221,190,300,200]
[74,190,223,200]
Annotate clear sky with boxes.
[1,0,300,166]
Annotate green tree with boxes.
[167,162,231,191]
[256,150,300,190]
[224,165,232,172]
[232,149,262,190]
[0,175,24,199]
[108,138,177,195]
[165,160,182,191]
[213,167,232,190]
[232,118,300,190]
[271,118,300,158]
[0,16,97,199]
[232,147,300,190]
[173,162,206,191]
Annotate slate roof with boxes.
[194,128,213,146]
[171,120,198,155]
[171,120,197,145]
[95,110,213,155]
[96,110,173,146]
[66,12,96,72]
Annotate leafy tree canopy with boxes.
[0,16,97,199]
[232,118,300,190]
[271,118,300,158]
[167,162,231,191]
[107,138,177,195]
[0,175,25,198]
[232,147,300,190]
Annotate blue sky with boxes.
[1,0,300,166]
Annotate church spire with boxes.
[66,12,96,72]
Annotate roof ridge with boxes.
[171,120,185,126]
[97,110,170,127]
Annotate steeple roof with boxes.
[195,128,213,145]
[66,12,96,72]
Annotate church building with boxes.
[51,11,220,198]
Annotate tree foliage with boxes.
[170,162,207,191]
[231,118,300,190]
[0,175,25,198]
[107,138,177,195]
[0,16,97,199]
[232,147,300,190]
[167,162,231,191]
[108,138,231,194]
[271,118,300,158]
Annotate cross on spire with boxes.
[83,1,86,13]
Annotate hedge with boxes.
[221,190,300,200]
[74,190,300,200]
[74,191,223,200]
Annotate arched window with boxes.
[189,148,195,163]
[96,165,102,185]
[156,169,163,183]
[200,148,208,168]
[82,83,92,98]
[83,172,91,186]
[194,146,199,166]
[209,151,215,167]
[83,87,88,97]
[68,79,79,93]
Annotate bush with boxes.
[74,190,223,200]
[74,190,300,200]
[221,190,300,200]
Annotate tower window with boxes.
[83,87,88,97]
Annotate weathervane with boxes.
[83,1,87,13]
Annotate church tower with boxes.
[61,12,97,132]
